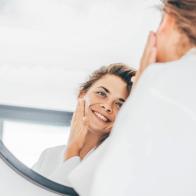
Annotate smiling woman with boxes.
[0,0,162,195]
[32,63,136,186]
[77,64,135,140]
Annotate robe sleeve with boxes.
[49,156,81,186]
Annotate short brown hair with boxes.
[78,63,136,97]
[162,0,196,46]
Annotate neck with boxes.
[79,130,102,159]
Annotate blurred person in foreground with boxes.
[68,0,196,195]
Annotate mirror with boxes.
[0,0,161,195]
[0,140,79,196]
[0,104,72,168]
[0,105,80,195]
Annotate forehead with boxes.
[88,74,128,98]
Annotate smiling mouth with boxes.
[92,110,111,123]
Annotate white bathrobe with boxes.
[32,145,80,186]
[32,145,95,186]
[68,48,196,196]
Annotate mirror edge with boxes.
[0,140,79,196]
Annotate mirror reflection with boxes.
[0,0,160,189]
[0,64,136,186]
[1,114,70,168]
[0,104,72,167]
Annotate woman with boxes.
[134,0,196,84]
[68,1,196,195]
[33,63,136,185]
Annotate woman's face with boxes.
[81,74,129,136]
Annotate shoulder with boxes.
[42,145,66,157]
[32,145,66,176]
[38,145,66,164]
[136,53,196,99]
[122,53,196,124]
[148,50,196,81]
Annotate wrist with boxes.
[64,145,80,160]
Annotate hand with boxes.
[133,31,157,86]
[64,98,89,160]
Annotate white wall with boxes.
[0,0,161,111]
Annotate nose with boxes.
[100,102,113,113]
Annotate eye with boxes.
[96,91,107,97]
[115,102,123,109]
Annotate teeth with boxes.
[94,111,108,122]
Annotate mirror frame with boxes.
[0,105,78,196]
[0,141,79,196]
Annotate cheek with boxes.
[84,93,100,107]
[156,29,162,47]
[83,94,99,115]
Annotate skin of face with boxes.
[156,12,179,62]
[81,74,129,137]
[156,11,192,63]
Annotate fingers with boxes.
[78,98,88,127]
[81,98,86,118]
[143,31,155,58]
[71,115,88,150]
[71,98,85,125]
[146,31,156,50]
[83,116,89,127]
[69,98,86,140]
[140,31,157,68]
[148,46,157,65]
[76,98,85,117]
[143,31,156,58]
[133,32,157,88]
[147,32,157,64]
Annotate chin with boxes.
[89,124,111,135]
[157,49,168,63]
[157,55,165,63]
[156,43,174,63]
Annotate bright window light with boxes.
[2,120,70,168]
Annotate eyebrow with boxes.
[99,86,110,93]
[98,86,126,102]
[119,98,125,103]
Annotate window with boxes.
[0,105,72,168]
[2,120,69,167]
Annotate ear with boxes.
[158,13,176,34]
